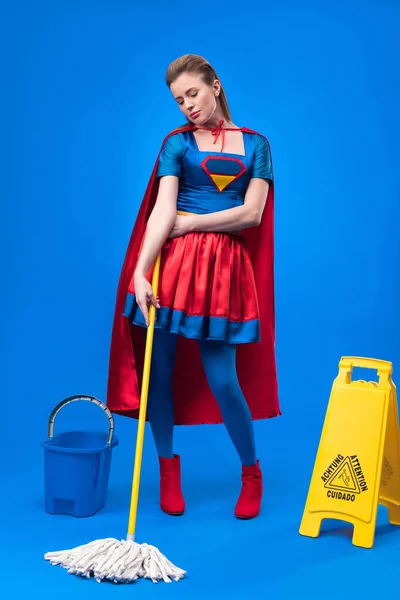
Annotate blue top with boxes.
[156,130,273,215]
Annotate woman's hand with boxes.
[167,215,193,239]
[133,272,160,327]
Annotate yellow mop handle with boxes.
[127,251,162,541]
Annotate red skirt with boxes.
[124,228,260,345]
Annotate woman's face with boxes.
[170,72,220,125]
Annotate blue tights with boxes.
[144,327,257,466]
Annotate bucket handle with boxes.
[47,395,115,446]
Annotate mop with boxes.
[45,251,186,583]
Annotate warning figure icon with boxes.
[324,458,361,494]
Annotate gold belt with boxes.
[176,210,242,236]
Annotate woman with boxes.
[107,54,280,519]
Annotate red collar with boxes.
[194,119,241,152]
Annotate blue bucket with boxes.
[41,395,119,518]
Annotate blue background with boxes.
[2,0,399,597]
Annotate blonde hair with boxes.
[165,54,232,122]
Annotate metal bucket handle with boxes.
[47,394,115,446]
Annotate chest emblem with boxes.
[201,156,246,193]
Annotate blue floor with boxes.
[3,404,400,599]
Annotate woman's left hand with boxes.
[168,215,193,239]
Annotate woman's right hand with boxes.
[133,272,160,327]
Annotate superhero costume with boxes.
[106,123,280,428]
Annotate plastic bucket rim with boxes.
[41,431,119,454]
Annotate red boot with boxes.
[234,460,263,519]
[159,454,185,515]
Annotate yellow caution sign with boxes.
[299,356,400,548]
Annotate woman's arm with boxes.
[133,175,178,325]
[182,178,270,234]
[134,175,179,277]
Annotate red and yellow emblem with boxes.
[201,156,246,193]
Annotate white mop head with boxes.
[44,537,186,584]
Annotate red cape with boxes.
[106,124,280,425]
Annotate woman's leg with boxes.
[197,339,257,465]
[144,327,178,458]
[197,339,262,518]
[143,326,185,515]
